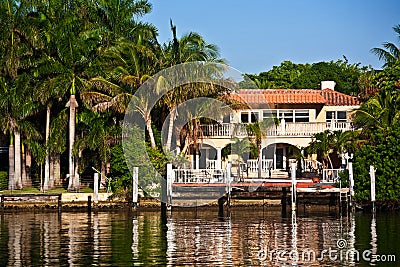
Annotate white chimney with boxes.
[321,81,336,90]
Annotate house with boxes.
[189,81,360,179]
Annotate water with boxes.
[0,208,398,266]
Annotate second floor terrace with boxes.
[200,121,355,138]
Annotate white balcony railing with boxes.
[200,122,353,137]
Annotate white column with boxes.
[281,117,286,135]
[283,148,287,169]
[132,167,139,205]
[291,162,297,210]
[94,173,99,204]
[273,145,277,170]
[216,147,222,169]
[205,149,209,168]
[167,164,173,206]
[195,154,200,170]
[348,162,354,197]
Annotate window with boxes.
[294,110,309,122]
[277,110,293,122]
[262,109,309,123]
[326,111,347,122]
[240,111,259,123]
[241,112,249,123]
[250,112,259,122]
[222,114,231,123]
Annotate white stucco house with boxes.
[185,81,360,179]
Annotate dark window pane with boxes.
[326,111,334,120]
[241,113,248,123]
[251,112,259,122]
[295,117,309,122]
[337,111,347,120]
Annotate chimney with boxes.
[321,81,336,90]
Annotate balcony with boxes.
[200,122,354,138]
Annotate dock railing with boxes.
[322,169,343,183]
[173,169,226,184]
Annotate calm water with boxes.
[0,208,398,266]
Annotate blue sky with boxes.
[144,0,399,74]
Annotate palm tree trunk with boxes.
[145,115,156,149]
[49,154,55,189]
[8,136,15,190]
[53,154,61,188]
[25,148,32,187]
[44,104,51,190]
[14,130,22,189]
[66,95,78,190]
[165,109,176,151]
[21,144,28,187]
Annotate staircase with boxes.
[270,170,289,179]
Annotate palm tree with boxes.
[371,24,400,68]
[0,0,42,189]
[81,26,161,148]
[75,110,119,188]
[161,21,225,152]
[307,130,335,169]
[353,88,400,133]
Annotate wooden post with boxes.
[166,164,173,207]
[94,173,99,205]
[348,161,354,206]
[370,165,376,212]
[88,195,92,212]
[132,167,139,207]
[281,187,287,217]
[226,161,232,207]
[291,162,296,211]
[57,194,62,212]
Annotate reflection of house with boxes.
[190,81,359,178]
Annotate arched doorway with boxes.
[262,143,301,170]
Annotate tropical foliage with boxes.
[0,0,223,195]
[245,59,369,95]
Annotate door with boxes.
[276,148,284,169]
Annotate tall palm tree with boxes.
[161,21,225,152]
[81,25,161,148]
[31,0,104,190]
[371,24,400,68]
[0,0,42,189]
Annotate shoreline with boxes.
[1,196,400,212]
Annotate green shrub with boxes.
[0,171,8,190]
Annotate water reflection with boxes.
[0,209,397,266]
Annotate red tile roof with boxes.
[231,89,360,106]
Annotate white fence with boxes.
[246,159,273,173]
[173,169,226,184]
[322,169,343,183]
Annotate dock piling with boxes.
[94,173,99,206]
[132,167,139,208]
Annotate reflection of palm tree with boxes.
[371,24,400,67]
